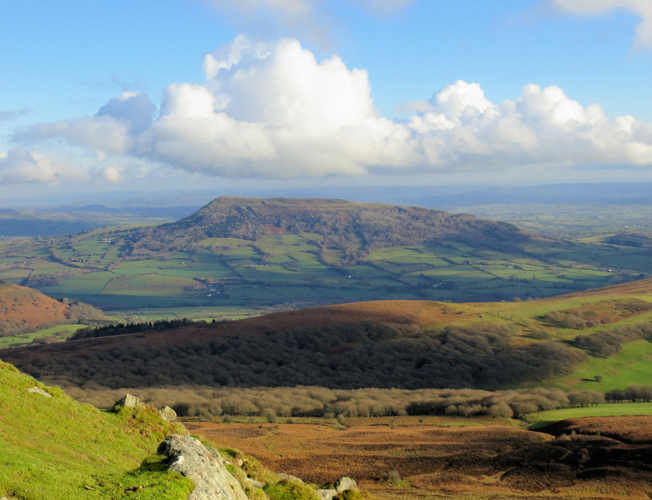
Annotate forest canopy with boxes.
[22,322,585,391]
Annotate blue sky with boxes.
[1,0,651,199]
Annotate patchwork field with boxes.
[0,231,647,313]
[1,197,650,315]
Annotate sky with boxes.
[1,0,652,201]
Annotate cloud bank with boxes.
[0,149,89,184]
[16,36,652,179]
[551,0,652,49]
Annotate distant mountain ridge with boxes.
[126,196,528,261]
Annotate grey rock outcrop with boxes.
[317,489,337,500]
[27,387,51,398]
[113,394,140,409]
[334,477,357,493]
[158,405,177,422]
[158,434,248,500]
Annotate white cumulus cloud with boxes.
[551,0,652,49]
[16,36,652,178]
[15,92,153,155]
[102,165,125,183]
[0,149,89,184]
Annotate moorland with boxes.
[187,414,652,499]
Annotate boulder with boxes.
[158,405,177,422]
[278,472,304,483]
[27,387,51,398]
[248,478,265,489]
[113,394,140,409]
[158,434,248,500]
[317,489,338,500]
[334,477,357,493]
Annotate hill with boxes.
[3,277,652,400]
[0,196,649,312]
[0,280,111,350]
[128,196,528,261]
[0,280,71,334]
[4,355,652,500]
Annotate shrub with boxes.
[385,471,402,483]
[264,480,320,500]
[528,327,552,340]
[263,409,278,423]
[335,490,374,500]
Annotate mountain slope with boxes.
[126,197,528,261]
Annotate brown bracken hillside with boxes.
[0,280,71,334]
[3,276,652,391]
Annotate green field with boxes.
[551,339,652,391]
[0,324,86,349]
[455,203,652,240]
[528,402,652,427]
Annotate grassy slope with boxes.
[550,339,652,390]
[0,324,85,349]
[528,402,652,427]
[0,360,193,500]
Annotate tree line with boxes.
[64,383,607,421]
[70,318,195,340]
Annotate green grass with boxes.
[44,272,116,295]
[551,340,652,391]
[0,361,193,499]
[0,324,85,349]
[528,402,652,427]
[101,274,201,297]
